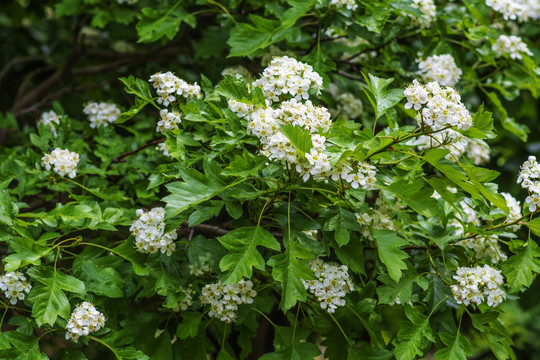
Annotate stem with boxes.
[428,296,451,318]
[328,312,349,343]
[88,336,120,359]
[252,308,276,328]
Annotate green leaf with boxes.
[3,237,52,272]
[267,234,314,311]
[218,226,280,283]
[176,312,203,339]
[222,150,266,177]
[485,91,528,141]
[164,163,247,217]
[460,104,495,139]
[136,4,196,43]
[77,259,124,298]
[215,75,265,105]
[119,75,155,104]
[362,73,403,120]
[373,230,409,282]
[320,207,362,247]
[382,179,440,217]
[434,332,474,360]
[188,201,223,226]
[27,266,85,326]
[393,306,434,360]
[227,0,316,57]
[112,240,150,276]
[302,49,336,86]
[280,124,313,156]
[0,331,48,359]
[116,98,149,124]
[501,240,540,293]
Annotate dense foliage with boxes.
[1,0,540,359]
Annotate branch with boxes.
[110,139,166,165]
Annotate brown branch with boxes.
[0,55,47,85]
[110,139,166,165]
[333,70,366,82]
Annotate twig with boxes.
[109,139,166,166]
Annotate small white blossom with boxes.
[65,302,106,342]
[41,148,79,178]
[38,110,61,136]
[330,0,358,11]
[451,199,481,235]
[414,129,489,164]
[410,0,436,27]
[189,263,211,277]
[417,54,462,87]
[149,71,202,107]
[451,265,505,307]
[356,195,401,240]
[517,156,540,212]
[501,192,522,230]
[156,142,173,158]
[200,279,256,323]
[0,271,32,305]
[404,80,473,131]
[303,259,354,314]
[221,65,250,79]
[458,235,508,264]
[486,0,540,21]
[83,102,121,128]
[130,207,177,255]
[253,56,323,104]
[492,35,533,60]
[156,109,182,133]
[175,287,195,312]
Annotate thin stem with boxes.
[428,296,451,318]
[88,335,120,359]
[252,308,276,328]
[328,312,348,343]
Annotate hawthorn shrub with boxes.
[1,0,540,359]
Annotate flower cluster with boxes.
[253,56,323,103]
[458,235,508,264]
[157,109,182,133]
[116,0,137,4]
[336,92,363,120]
[38,110,61,135]
[130,207,177,255]
[41,148,79,178]
[176,287,195,311]
[200,279,257,323]
[356,195,400,240]
[517,156,540,212]
[404,80,473,131]
[417,54,462,87]
[492,35,533,60]
[221,65,250,79]
[486,0,540,21]
[502,192,522,230]
[156,142,172,157]
[451,199,481,235]
[414,129,489,165]
[330,0,358,11]
[65,302,106,342]
[451,265,505,307]
[149,71,202,107]
[0,271,32,305]
[410,0,436,27]
[303,259,354,313]
[83,102,121,128]
[189,263,211,276]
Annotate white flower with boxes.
[404,80,473,131]
[130,207,177,255]
[253,56,323,104]
[38,110,61,136]
[200,279,256,322]
[65,302,106,342]
[302,259,354,314]
[330,0,358,11]
[451,265,505,307]
[356,194,401,240]
[221,65,250,79]
[410,0,436,27]
[335,92,363,120]
[414,129,489,164]
[517,156,540,212]
[492,35,533,60]
[156,142,173,158]
[156,109,182,134]
[458,235,507,264]
[417,54,462,87]
[0,271,32,305]
[486,0,540,21]
[41,148,80,178]
[149,71,202,106]
[501,192,522,230]
[83,102,121,128]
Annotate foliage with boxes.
[1,0,540,359]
